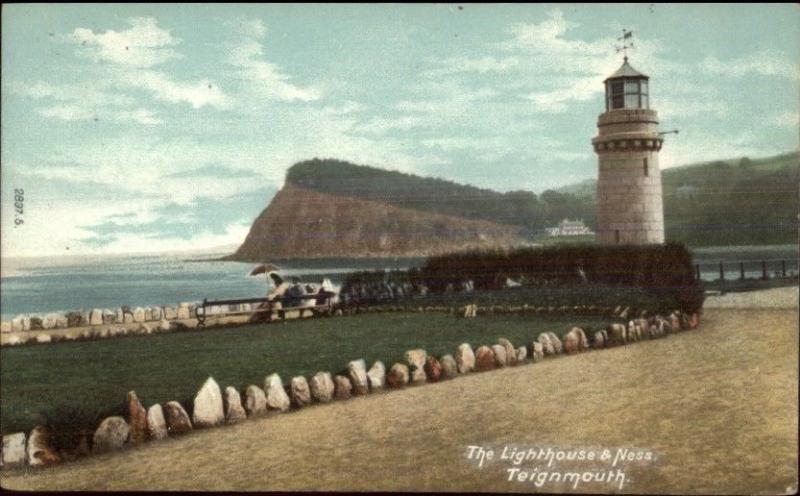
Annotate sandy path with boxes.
[2,306,797,493]
[703,286,798,309]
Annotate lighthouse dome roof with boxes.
[604,58,648,82]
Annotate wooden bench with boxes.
[196,292,338,328]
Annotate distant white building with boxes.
[545,219,595,237]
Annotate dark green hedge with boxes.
[420,242,704,313]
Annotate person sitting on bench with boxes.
[249,272,291,323]
[283,277,308,308]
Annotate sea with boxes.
[0,251,422,321]
[1,245,797,321]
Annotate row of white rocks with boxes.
[1,320,186,346]
[0,302,668,350]
[0,309,699,469]
[1,302,205,333]
[1,301,648,335]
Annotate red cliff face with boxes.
[231,183,527,261]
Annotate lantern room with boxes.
[604,57,649,111]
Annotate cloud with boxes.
[37,104,162,124]
[2,156,272,257]
[237,18,267,39]
[422,56,519,77]
[500,11,665,76]
[396,84,499,112]
[121,69,229,109]
[479,10,677,116]
[67,17,230,110]
[351,115,426,135]
[166,164,254,178]
[0,195,162,258]
[84,222,252,255]
[658,130,785,170]
[71,17,180,68]
[472,10,620,113]
[348,83,503,137]
[37,104,95,121]
[11,80,164,124]
[11,80,136,107]
[526,77,601,113]
[656,98,729,120]
[61,16,317,112]
[769,111,799,128]
[18,133,276,206]
[500,9,611,69]
[319,100,365,115]
[114,109,162,125]
[227,22,321,102]
[419,130,589,166]
[701,52,800,80]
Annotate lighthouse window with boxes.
[623,79,642,108]
[610,81,624,109]
[643,158,649,176]
[640,80,649,109]
[624,80,639,93]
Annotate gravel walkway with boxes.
[704,286,798,309]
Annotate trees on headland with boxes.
[286,158,595,235]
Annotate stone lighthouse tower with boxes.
[592,56,665,245]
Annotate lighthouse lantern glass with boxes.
[640,80,649,108]
[607,81,624,110]
[606,77,649,110]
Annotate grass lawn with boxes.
[0,311,610,438]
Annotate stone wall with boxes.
[0,307,701,469]
[3,302,201,331]
[0,302,209,346]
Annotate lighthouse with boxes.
[592,52,665,245]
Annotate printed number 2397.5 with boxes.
[14,188,24,226]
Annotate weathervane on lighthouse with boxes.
[615,29,634,61]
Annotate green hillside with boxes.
[285,151,799,247]
[555,151,800,246]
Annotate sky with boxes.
[2,4,798,258]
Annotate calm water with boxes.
[1,246,796,321]
[0,252,421,321]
